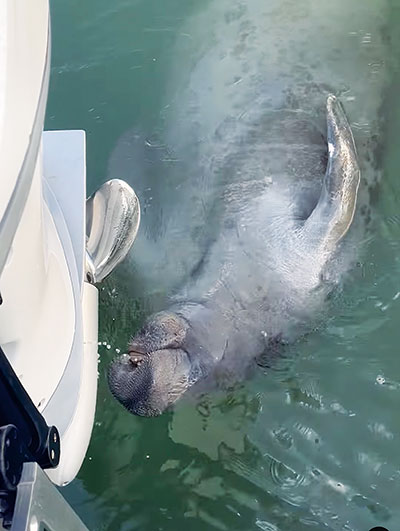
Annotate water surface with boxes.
[47,1,400,529]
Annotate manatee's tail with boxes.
[302,95,360,256]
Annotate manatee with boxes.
[108,0,387,416]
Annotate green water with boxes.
[47,1,400,530]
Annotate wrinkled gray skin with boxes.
[108,0,387,416]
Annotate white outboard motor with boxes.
[0,1,139,528]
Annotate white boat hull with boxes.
[0,0,140,489]
[0,1,98,486]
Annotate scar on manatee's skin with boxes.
[359,204,372,226]
[190,252,208,281]
[368,182,380,205]
[256,334,284,369]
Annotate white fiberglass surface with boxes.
[0,0,49,224]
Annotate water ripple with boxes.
[269,458,308,490]
[255,520,279,531]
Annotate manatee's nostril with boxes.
[128,352,146,369]
[131,357,143,368]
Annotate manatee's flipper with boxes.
[303,95,360,255]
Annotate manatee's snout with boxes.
[108,348,192,416]
[107,311,197,416]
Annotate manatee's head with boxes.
[108,311,205,416]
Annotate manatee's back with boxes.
[166,0,389,344]
[110,0,389,303]
[163,0,387,237]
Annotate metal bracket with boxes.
[0,347,60,528]
[10,463,88,531]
